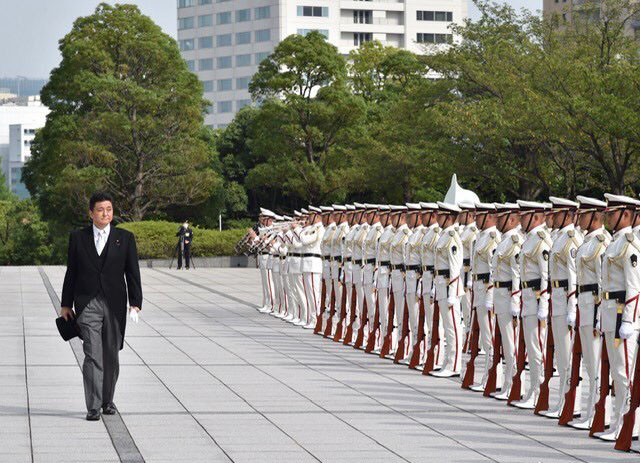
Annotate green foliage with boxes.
[117,221,245,259]
[0,198,54,265]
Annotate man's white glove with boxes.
[510,305,519,318]
[566,312,576,328]
[619,321,634,340]
[537,306,548,322]
[129,307,140,323]
[466,277,473,289]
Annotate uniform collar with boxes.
[371,221,381,228]
[443,224,457,234]
[93,222,110,238]
[614,225,632,239]
[502,226,520,239]
[585,226,605,239]
[483,225,497,233]
[560,223,575,234]
[528,223,546,235]
[397,223,409,232]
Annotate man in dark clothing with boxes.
[176,221,194,269]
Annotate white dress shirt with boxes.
[93,223,110,256]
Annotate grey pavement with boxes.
[0,265,635,463]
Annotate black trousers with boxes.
[178,244,191,269]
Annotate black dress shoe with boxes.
[86,410,101,421]
[102,403,117,415]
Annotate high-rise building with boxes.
[543,0,640,37]
[177,0,467,128]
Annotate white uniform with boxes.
[352,222,369,333]
[321,222,337,314]
[460,222,479,336]
[469,225,501,390]
[376,224,396,343]
[420,223,443,366]
[288,226,306,325]
[341,223,359,336]
[270,238,282,315]
[390,223,411,353]
[545,223,583,417]
[405,224,427,356]
[330,221,349,330]
[256,228,274,311]
[364,222,383,339]
[433,225,464,375]
[515,224,552,408]
[300,223,325,327]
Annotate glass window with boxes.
[199,0,212,4]
[435,11,447,21]
[255,29,271,42]
[297,29,329,39]
[236,54,252,66]
[198,36,213,48]
[236,31,251,45]
[216,33,232,47]
[178,17,194,30]
[216,0,230,2]
[185,60,195,71]
[198,14,213,27]
[178,0,194,8]
[255,51,270,64]
[202,80,214,92]
[217,11,231,24]
[237,99,251,110]
[425,11,434,20]
[447,12,453,21]
[218,101,233,113]
[179,39,194,51]
[236,9,251,22]
[199,58,214,70]
[217,56,232,68]
[255,6,271,19]
[236,76,250,89]
[297,6,329,16]
[218,79,233,91]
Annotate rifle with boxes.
[313,278,327,334]
[535,312,555,415]
[423,299,441,375]
[483,312,501,397]
[461,308,480,389]
[409,293,426,369]
[354,294,368,349]
[590,337,610,436]
[615,335,640,451]
[508,319,526,404]
[394,298,410,363]
[343,285,358,345]
[322,278,337,337]
[380,288,395,358]
[463,285,475,353]
[559,309,582,425]
[332,277,348,341]
[365,294,380,353]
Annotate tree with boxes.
[0,198,53,265]
[23,3,219,224]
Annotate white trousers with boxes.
[259,260,272,309]
[271,268,282,314]
[438,299,462,372]
[522,315,545,401]
[577,324,601,422]
[549,315,572,413]
[289,273,305,321]
[405,270,420,346]
[496,312,516,392]
[303,272,321,326]
[604,329,639,436]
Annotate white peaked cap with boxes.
[274,214,285,220]
[332,204,347,211]
[301,208,309,214]
[294,211,302,217]
[605,193,640,206]
[576,196,606,209]
[378,205,391,210]
[309,206,322,213]
[475,202,496,210]
[283,215,293,220]
[320,206,334,212]
[390,205,408,211]
[494,202,520,210]
[406,203,421,210]
[517,200,549,210]
[364,203,378,209]
[353,202,366,208]
[260,208,276,217]
[437,201,462,213]
[443,174,480,208]
[419,202,439,209]
[549,196,579,208]
[458,200,476,209]
[346,204,356,211]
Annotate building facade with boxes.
[177,0,467,128]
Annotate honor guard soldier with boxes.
[431,201,465,377]
[486,202,522,399]
[282,218,299,322]
[257,209,276,313]
[459,202,479,341]
[270,230,283,317]
[300,206,325,329]
[595,194,640,441]
[514,200,552,409]
[362,205,386,348]
[376,207,396,353]
[388,206,411,356]
[328,205,349,335]
[544,197,583,418]
[404,204,427,362]
[468,202,501,392]
[568,196,610,429]
[319,206,336,329]
[337,205,358,340]
[291,212,308,326]
[350,203,369,343]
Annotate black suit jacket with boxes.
[61,225,142,349]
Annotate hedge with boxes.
[117,221,245,259]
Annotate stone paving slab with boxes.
[0,265,635,462]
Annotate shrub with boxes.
[117,221,245,259]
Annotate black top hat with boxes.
[56,316,82,341]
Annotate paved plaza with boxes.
[0,266,635,463]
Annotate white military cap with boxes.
[346,204,356,211]
[274,214,285,220]
[549,196,579,209]
[294,211,303,217]
[604,193,640,207]
[458,200,476,209]
[301,208,309,214]
[260,208,276,217]
[309,206,322,213]
[353,202,366,209]
[494,202,520,210]
[332,204,347,211]
[390,205,408,211]
[406,203,421,210]
[517,200,549,210]
[576,196,606,209]
[320,206,334,212]
[364,203,378,209]
[378,205,391,211]
[283,215,293,220]
[475,202,496,210]
[437,201,462,213]
[419,202,439,209]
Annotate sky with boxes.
[0,0,541,79]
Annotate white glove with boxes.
[129,307,140,323]
[537,306,548,321]
[619,321,634,340]
[566,312,576,328]
[466,278,473,289]
[510,305,519,318]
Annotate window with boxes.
[202,80,214,92]
[178,0,194,8]
[255,51,270,63]
[255,6,271,19]
[216,33,232,47]
[353,10,371,24]
[217,56,232,68]
[205,104,214,114]
[218,79,233,91]
[416,10,452,22]
[218,101,233,113]
[185,60,195,71]
[236,9,251,22]
[199,58,214,70]
[217,12,231,24]
[297,29,329,39]
[237,99,251,110]
[297,6,329,17]
[236,76,250,89]
[562,12,567,21]
[236,31,251,45]
[216,0,230,2]
[198,14,213,27]
[179,39,194,51]
[255,29,271,42]
[178,17,194,30]
[354,32,372,46]
[416,33,452,44]
[236,54,252,66]
[199,0,212,4]
[198,36,213,48]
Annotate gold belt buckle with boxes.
[604,292,609,300]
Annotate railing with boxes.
[341,18,403,25]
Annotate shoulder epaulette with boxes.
[449,230,455,236]
[511,235,519,243]
[627,233,635,242]
[568,230,575,238]
[490,231,496,239]
[537,230,546,239]
[596,234,605,242]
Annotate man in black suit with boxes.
[176,221,194,269]
[60,191,142,421]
